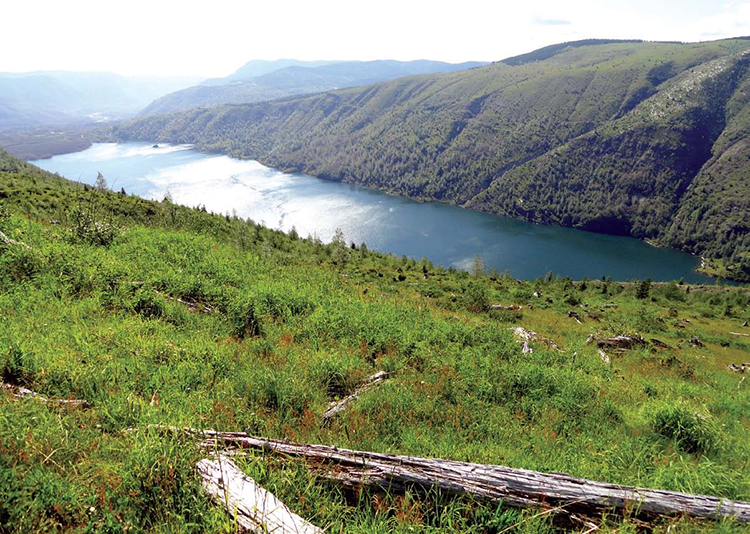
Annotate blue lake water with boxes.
[33,142,717,282]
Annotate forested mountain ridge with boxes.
[139,59,488,116]
[115,39,750,280]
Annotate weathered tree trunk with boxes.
[0,230,31,249]
[197,456,322,533]
[511,327,560,351]
[195,430,750,524]
[322,371,387,424]
[2,383,89,407]
[588,335,646,351]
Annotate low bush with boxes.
[648,402,720,454]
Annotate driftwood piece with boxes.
[0,230,31,249]
[192,430,750,524]
[153,289,213,314]
[512,327,560,352]
[1,383,89,407]
[197,455,322,533]
[649,338,671,350]
[322,371,387,424]
[595,336,646,351]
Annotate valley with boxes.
[2,21,750,532]
[32,141,715,282]
[115,39,750,281]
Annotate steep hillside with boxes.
[115,39,750,280]
[2,149,750,532]
[139,59,487,115]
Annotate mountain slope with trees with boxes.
[115,39,750,280]
[139,60,488,116]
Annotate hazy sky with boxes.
[3,0,750,77]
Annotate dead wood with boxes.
[649,338,671,350]
[153,289,213,314]
[728,363,750,373]
[322,371,388,424]
[512,327,560,352]
[197,455,322,533]
[190,430,750,524]
[594,336,646,351]
[2,383,89,407]
[0,230,31,249]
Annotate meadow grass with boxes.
[1,161,750,532]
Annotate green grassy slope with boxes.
[2,151,750,532]
[114,39,750,281]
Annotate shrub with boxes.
[255,285,315,322]
[229,295,262,338]
[69,205,118,247]
[308,351,364,398]
[463,282,489,312]
[1,345,36,386]
[649,402,719,454]
[636,278,652,299]
[1,246,44,282]
[130,288,165,319]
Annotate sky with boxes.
[3,0,750,78]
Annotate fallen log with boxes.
[153,289,213,314]
[2,383,89,407]
[193,430,750,524]
[197,455,322,533]
[322,371,387,424]
[0,230,31,249]
[728,363,750,373]
[511,327,560,352]
[595,336,646,351]
[649,338,671,350]
[729,332,749,338]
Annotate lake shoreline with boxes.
[32,141,734,284]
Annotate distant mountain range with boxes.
[139,60,488,116]
[116,38,750,280]
[0,72,202,130]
